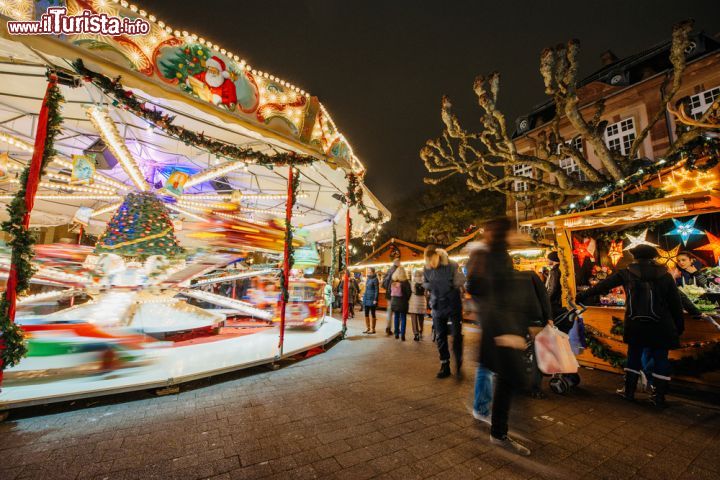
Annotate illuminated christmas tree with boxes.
[94,192,183,258]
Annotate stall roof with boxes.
[445,228,483,255]
[520,191,720,231]
[353,238,426,268]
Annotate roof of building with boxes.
[512,32,720,138]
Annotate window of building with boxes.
[689,86,720,119]
[558,136,586,181]
[604,117,636,156]
[512,164,533,192]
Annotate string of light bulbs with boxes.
[85,106,149,192]
[184,160,250,188]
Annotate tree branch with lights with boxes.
[421,21,717,209]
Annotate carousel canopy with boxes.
[0,1,389,245]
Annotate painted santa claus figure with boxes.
[192,56,237,109]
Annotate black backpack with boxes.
[626,272,662,323]
[414,282,425,296]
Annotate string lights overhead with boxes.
[85,106,149,192]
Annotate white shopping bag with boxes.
[534,324,580,374]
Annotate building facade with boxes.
[509,33,720,222]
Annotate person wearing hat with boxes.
[576,245,684,407]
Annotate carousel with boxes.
[0,1,389,409]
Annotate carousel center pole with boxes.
[342,207,350,336]
[278,166,294,358]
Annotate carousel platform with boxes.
[0,317,343,410]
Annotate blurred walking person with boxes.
[409,268,427,341]
[362,267,379,334]
[423,245,465,378]
[466,217,531,456]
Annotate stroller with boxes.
[546,306,586,395]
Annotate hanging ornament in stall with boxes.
[573,237,595,266]
[608,240,624,266]
[624,229,658,250]
[695,231,720,264]
[70,154,96,185]
[656,244,681,270]
[161,169,190,198]
[664,217,704,246]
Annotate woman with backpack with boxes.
[409,268,427,341]
[390,266,412,341]
[576,245,684,407]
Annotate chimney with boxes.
[600,50,619,66]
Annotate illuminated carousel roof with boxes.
[0,1,389,244]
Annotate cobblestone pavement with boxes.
[1,315,719,480]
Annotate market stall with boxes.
[0,1,389,409]
[350,238,426,309]
[522,174,720,389]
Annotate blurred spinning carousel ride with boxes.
[0,0,388,405]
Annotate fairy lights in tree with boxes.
[662,167,719,196]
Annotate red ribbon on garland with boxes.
[342,208,350,329]
[278,166,294,354]
[1,76,57,384]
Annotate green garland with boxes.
[280,169,301,303]
[72,59,315,168]
[584,325,720,376]
[587,221,660,246]
[555,135,720,216]
[584,327,627,369]
[0,78,64,369]
[610,316,624,336]
[346,172,384,226]
[328,222,337,284]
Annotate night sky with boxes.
[144,0,720,205]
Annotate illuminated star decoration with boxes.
[608,240,624,266]
[656,244,681,270]
[695,231,720,264]
[573,237,595,266]
[664,217,704,246]
[624,229,658,250]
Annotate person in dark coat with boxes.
[466,217,531,456]
[338,270,359,319]
[576,245,683,406]
[545,251,564,320]
[423,245,465,378]
[382,258,401,335]
[362,268,380,334]
[389,266,412,341]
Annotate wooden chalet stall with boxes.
[351,238,426,309]
[522,185,720,389]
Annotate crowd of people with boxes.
[329,215,702,457]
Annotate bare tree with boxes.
[420,21,717,204]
